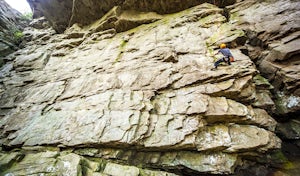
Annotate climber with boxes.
[212,43,234,70]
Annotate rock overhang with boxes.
[27,0,236,33]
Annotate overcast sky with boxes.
[5,0,31,14]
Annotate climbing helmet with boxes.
[220,43,226,49]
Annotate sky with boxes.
[5,0,32,14]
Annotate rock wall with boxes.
[226,1,300,173]
[0,0,299,175]
[0,0,28,60]
[227,0,300,116]
[27,0,236,33]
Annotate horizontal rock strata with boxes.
[1,0,299,175]
[228,0,300,115]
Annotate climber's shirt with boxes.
[217,48,233,58]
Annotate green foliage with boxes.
[21,12,33,21]
[14,31,24,39]
[11,28,24,44]
[13,30,24,43]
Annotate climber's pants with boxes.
[214,57,231,68]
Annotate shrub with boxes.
[21,12,33,21]
[12,30,24,43]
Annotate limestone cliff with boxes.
[0,0,299,176]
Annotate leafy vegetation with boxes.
[21,12,33,21]
[11,28,24,43]
[14,31,24,39]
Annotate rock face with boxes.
[0,0,299,175]
[228,0,300,116]
[27,0,236,33]
[0,0,28,60]
[226,2,300,173]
